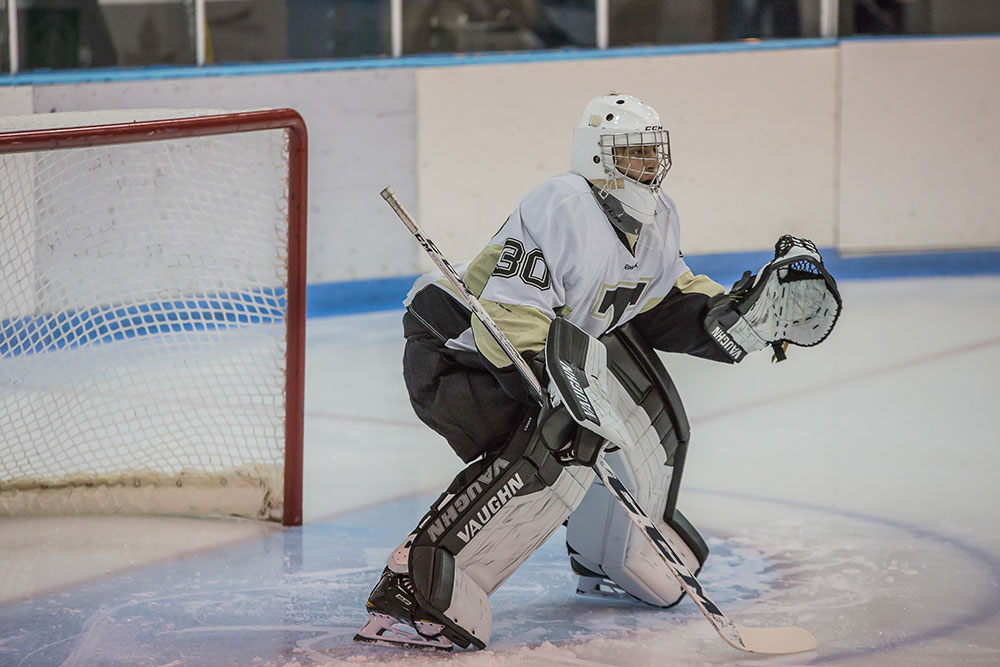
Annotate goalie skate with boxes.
[353,568,453,651]
[575,576,633,601]
[569,553,627,601]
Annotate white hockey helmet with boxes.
[570,93,672,237]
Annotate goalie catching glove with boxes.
[704,235,842,362]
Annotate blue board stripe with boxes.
[683,247,1000,290]
[306,248,1000,317]
[1,38,839,86]
[304,275,415,319]
[6,34,999,87]
[4,249,998,356]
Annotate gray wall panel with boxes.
[0,88,35,117]
[839,38,1000,252]
[31,70,420,283]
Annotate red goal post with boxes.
[0,109,306,526]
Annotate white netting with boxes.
[0,110,295,521]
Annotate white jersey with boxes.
[406,171,721,370]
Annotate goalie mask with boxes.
[570,93,672,247]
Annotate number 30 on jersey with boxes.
[491,238,551,290]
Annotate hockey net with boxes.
[0,109,306,526]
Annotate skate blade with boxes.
[353,612,453,651]
[576,587,634,601]
[576,576,633,601]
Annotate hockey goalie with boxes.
[354,92,842,650]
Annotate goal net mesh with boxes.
[0,110,301,522]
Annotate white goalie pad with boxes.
[403,407,594,649]
[453,460,593,597]
[568,442,701,607]
[442,566,493,645]
[545,317,703,606]
[411,456,592,648]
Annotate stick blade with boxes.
[733,624,817,655]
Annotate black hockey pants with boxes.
[402,310,525,463]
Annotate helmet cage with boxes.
[598,129,672,192]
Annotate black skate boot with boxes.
[353,567,453,650]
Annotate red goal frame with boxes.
[0,109,307,526]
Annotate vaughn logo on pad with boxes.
[456,473,525,544]
[427,458,512,542]
[559,360,600,424]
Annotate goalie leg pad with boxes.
[399,406,595,648]
[567,438,707,607]
[565,322,708,607]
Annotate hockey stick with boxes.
[381,186,817,655]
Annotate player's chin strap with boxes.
[704,235,842,363]
[588,182,643,237]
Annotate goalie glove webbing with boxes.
[704,236,842,363]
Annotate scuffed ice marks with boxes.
[12,531,786,666]
[687,506,942,656]
[7,490,971,666]
[5,507,975,667]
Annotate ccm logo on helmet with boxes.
[645,125,663,131]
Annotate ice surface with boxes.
[2,276,1000,666]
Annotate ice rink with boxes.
[2,275,1000,666]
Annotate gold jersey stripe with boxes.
[435,243,505,300]
[675,270,725,297]
[638,270,723,313]
[464,243,504,297]
[472,298,551,369]
[638,295,664,314]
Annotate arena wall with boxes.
[838,36,1000,253]
[1,35,997,302]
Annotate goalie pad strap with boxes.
[406,406,594,649]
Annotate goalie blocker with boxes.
[355,322,707,650]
